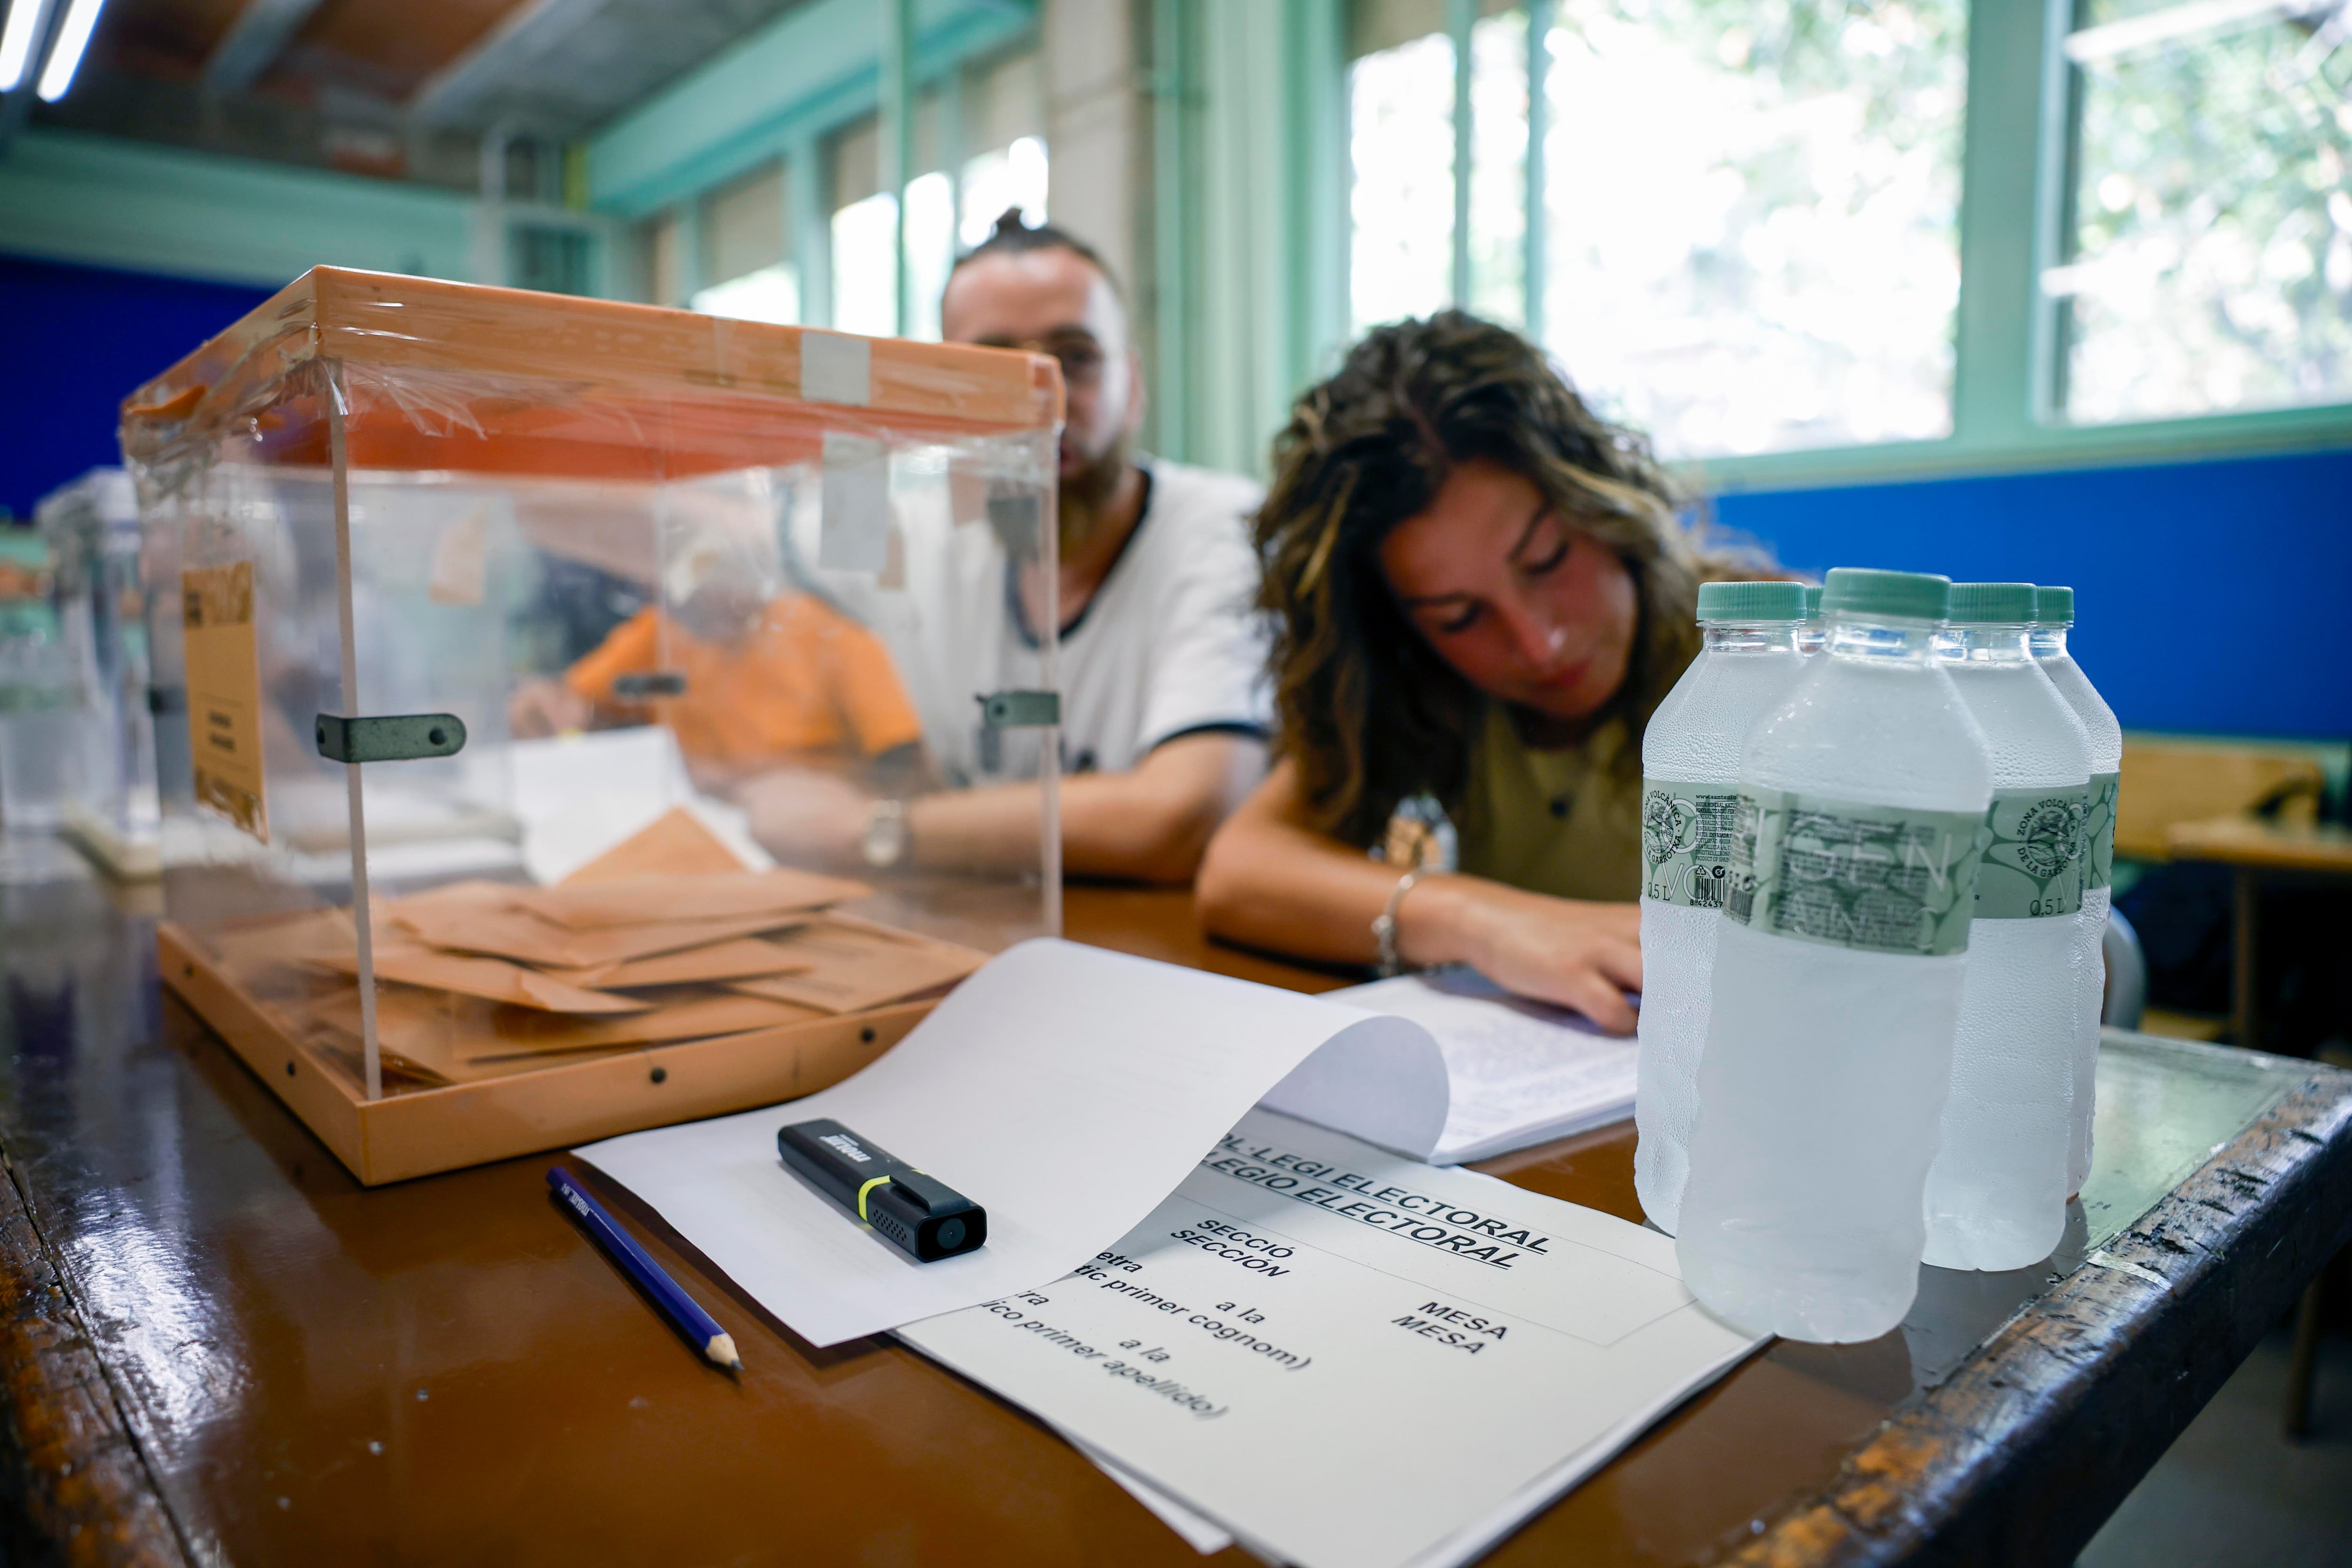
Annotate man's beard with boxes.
[1056,430,1134,560]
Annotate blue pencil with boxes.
[548,1166,741,1371]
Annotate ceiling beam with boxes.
[407,0,612,127]
[202,0,329,94]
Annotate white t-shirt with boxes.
[803,456,1270,785]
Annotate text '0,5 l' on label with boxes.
[1976,784,2090,920]
[1722,788,1986,958]
[1640,779,1742,909]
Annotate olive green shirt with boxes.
[1451,702,1643,903]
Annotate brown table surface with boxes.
[1,850,2349,1568]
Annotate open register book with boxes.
[1262,967,1638,1165]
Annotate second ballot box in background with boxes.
[119,267,1066,1183]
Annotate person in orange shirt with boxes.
[509,556,924,794]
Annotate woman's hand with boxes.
[1411,879,1643,1035]
[1198,762,1645,1034]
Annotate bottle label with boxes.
[1975,785,2089,919]
[2083,770,2119,892]
[1724,788,1985,957]
[1639,776,1744,909]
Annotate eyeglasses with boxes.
[984,332,1106,388]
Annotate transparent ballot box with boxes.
[121,267,1065,1183]
[29,468,163,872]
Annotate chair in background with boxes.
[2114,737,2327,863]
[2102,906,2147,1030]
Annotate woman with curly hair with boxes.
[1195,313,1775,1033]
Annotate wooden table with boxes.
[2164,815,2352,1057]
[2162,813,2352,1438]
[1,856,2349,1568]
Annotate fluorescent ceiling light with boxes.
[2066,0,2338,65]
[0,0,48,92]
[34,0,104,101]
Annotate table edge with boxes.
[1720,1060,2352,1568]
[0,1147,192,1568]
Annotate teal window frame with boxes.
[585,0,1037,333]
[1375,0,2352,491]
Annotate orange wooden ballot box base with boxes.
[156,920,936,1186]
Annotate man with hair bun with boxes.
[735,210,1271,883]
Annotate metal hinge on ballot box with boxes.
[977,691,1060,730]
[314,713,469,764]
[975,691,1058,774]
[612,671,688,699]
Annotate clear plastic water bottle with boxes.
[1920,584,2093,1271]
[1677,569,1992,1342]
[1637,580,1808,1235]
[1797,584,1825,654]
[2033,585,2121,1194]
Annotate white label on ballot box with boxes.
[819,430,891,573]
[898,1109,1763,1568]
[800,329,873,406]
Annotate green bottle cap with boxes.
[1696,581,1806,623]
[1820,567,1952,623]
[1947,582,2038,624]
[1803,584,1822,620]
[2035,585,2075,625]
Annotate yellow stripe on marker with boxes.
[857,1175,892,1222]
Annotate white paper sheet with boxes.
[1071,1438,1235,1555]
[898,1109,1761,1568]
[505,727,771,884]
[1287,968,1640,1163]
[575,940,1440,1348]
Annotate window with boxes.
[958,135,1050,248]
[510,226,594,297]
[1346,1,1969,461]
[832,189,902,338]
[829,135,1048,341]
[1542,1,1965,458]
[1349,30,1456,334]
[693,161,799,325]
[2055,1,2352,423]
[639,44,1044,340]
[693,264,802,326]
[824,44,1047,342]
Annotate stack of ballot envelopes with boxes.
[162,849,993,1183]
[229,869,990,1090]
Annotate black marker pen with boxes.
[777,1118,987,1263]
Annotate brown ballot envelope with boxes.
[458,989,828,1060]
[725,917,986,1014]
[514,866,871,931]
[559,805,755,885]
[538,935,815,990]
[386,892,813,970]
[294,986,632,1086]
[205,907,364,987]
[313,941,652,1015]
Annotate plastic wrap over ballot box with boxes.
[120,267,1065,1184]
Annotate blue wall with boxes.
[0,254,276,520]
[1715,448,2352,740]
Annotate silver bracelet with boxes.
[1372,868,1424,979]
